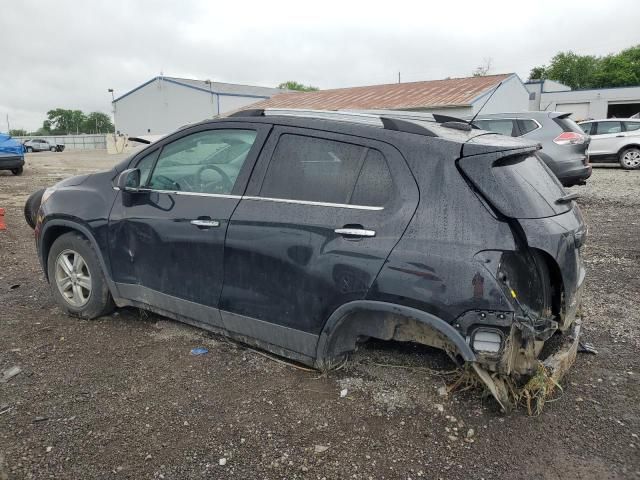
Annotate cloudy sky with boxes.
[1,0,638,131]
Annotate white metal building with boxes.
[112,76,286,136]
[526,80,640,121]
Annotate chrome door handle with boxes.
[334,228,376,237]
[190,219,220,227]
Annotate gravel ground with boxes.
[1,152,639,480]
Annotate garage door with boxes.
[556,103,590,121]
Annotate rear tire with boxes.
[24,188,44,229]
[619,147,640,169]
[47,232,115,319]
[11,167,23,176]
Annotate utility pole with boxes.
[6,113,10,133]
[108,88,116,136]
[398,72,401,84]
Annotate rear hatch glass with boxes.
[458,153,571,219]
[553,115,585,133]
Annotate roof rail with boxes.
[228,108,439,137]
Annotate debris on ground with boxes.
[1,366,21,383]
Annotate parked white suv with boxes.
[578,119,640,169]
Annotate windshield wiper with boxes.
[556,192,579,204]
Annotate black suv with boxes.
[27,110,586,408]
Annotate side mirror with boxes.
[117,168,141,191]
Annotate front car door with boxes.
[108,122,270,329]
[219,126,419,362]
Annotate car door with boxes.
[108,122,271,328]
[589,121,624,156]
[219,127,419,359]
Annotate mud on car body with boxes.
[26,110,587,409]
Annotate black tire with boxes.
[47,232,115,319]
[619,147,640,170]
[11,167,23,176]
[26,147,33,153]
[24,188,44,229]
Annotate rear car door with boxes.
[219,127,419,359]
[108,123,270,328]
[589,121,624,156]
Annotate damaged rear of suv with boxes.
[27,109,586,410]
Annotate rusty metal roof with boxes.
[252,74,514,111]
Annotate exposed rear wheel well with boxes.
[531,248,563,319]
[315,302,476,370]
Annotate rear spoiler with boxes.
[550,112,571,119]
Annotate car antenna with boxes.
[469,80,504,127]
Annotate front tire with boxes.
[50,147,56,152]
[24,188,44,229]
[619,147,640,169]
[11,167,23,176]
[26,147,33,153]
[47,232,114,319]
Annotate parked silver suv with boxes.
[578,119,640,169]
[23,138,65,153]
[471,111,591,186]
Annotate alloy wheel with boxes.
[54,249,92,307]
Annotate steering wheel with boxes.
[197,165,234,193]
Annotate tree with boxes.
[472,58,493,77]
[9,129,27,137]
[528,66,547,81]
[528,45,640,89]
[83,112,114,134]
[277,81,319,92]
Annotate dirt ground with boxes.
[1,151,639,480]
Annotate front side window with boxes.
[596,121,622,135]
[147,129,257,194]
[259,134,393,206]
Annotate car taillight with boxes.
[553,132,585,145]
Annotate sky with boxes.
[1,0,638,132]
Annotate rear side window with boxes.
[259,134,393,206]
[596,122,622,135]
[518,119,540,135]
[474,119,517,137]
[623,121,640,132]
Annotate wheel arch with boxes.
[40,220,118,298]
[618,143,640,156]
[314,300,476,370]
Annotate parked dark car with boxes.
[23,138,65,152]
[25,110,587,408]
[0,132,25,175]
[470,111,591,187]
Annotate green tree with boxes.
[9,128,27,137]
[277,81,319,92]
[528,66,547,81]
[83,112,114,134]
[529,45,640,89]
